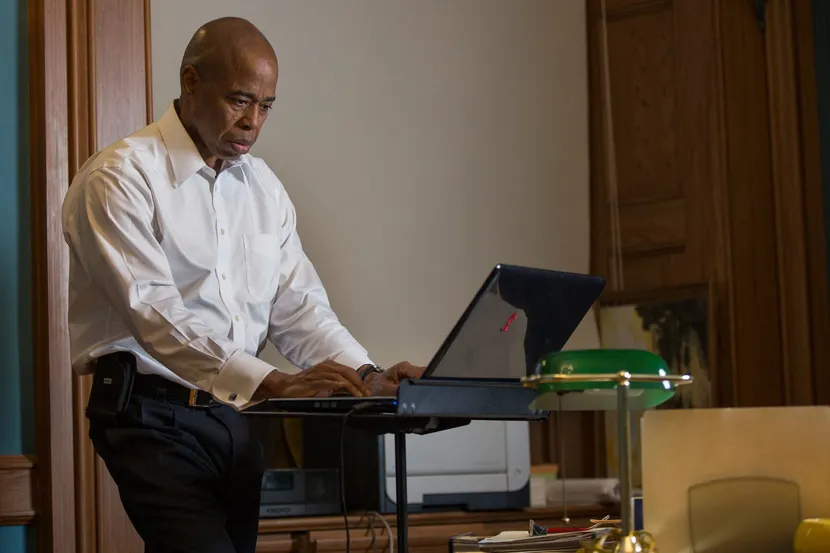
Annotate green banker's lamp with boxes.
[521,349,694,553]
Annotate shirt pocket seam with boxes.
[242,233,281,301]
[242,233,280,260]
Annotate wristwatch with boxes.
[358,364,384,381]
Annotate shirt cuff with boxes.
[210,349,277,410]
[332,349,374,370]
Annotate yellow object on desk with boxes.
[795,519,830,553]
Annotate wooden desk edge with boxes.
[258,504,618,534]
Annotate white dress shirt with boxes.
[62,103,372,410]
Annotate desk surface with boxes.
[258,504,615,534]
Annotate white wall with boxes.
[150,0,597,372]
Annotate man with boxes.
[62,17,422,553]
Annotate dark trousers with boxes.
[88,393,265,553]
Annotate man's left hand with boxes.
[364,362,425,396]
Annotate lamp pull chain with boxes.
[556,399,569,524]
[600,0,624,291]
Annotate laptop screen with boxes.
[425,264,605,381]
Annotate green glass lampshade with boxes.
[524,349,685,411]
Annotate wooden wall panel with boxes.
[716,0,784,407]
[766,0,815,405]
[590,0,707,293]
[28,0,76,551]
[606,3,679,206]
[792,0,830,406]
[0,456,36,526]
[92,0,151,149]
[715,0,828,407]
[68,2,151,553]
[93,2,150,549]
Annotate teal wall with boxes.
[0,0,33,551]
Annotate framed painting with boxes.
[598,283,715,486]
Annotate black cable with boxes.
[340,407,357,553]
[340,401,378,553]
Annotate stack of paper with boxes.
[477,526,617,553]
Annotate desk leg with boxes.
[394,431,408,553]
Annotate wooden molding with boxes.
[765,0,816,405]
[67,2,97,551]
[28,0,77,552]
[0,455,37,526]
[144,0,153,123]
[713,0,785,406]
[708,0,739,408]
[791,0,830,405]
[67,2,153,552]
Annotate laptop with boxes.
[247,264,605,415]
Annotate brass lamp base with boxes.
[523,354,692,553]
[579,530,657,553]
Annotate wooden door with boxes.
[588,0,717,293]
[588,0,829,408]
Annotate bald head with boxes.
[180,17,277,85]
[176,17,279,171]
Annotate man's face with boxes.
[186,50,277,164]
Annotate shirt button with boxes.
[228,393,238,401]
[234,315,240,322]
[222,273,227,280]
[220,228,226,235]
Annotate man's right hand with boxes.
[253,360,371,400]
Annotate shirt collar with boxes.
[157,103,208,186]
[156,102,246,186]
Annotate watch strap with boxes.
[358,364,384,381]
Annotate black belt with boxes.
[95,352,221,408]
[131,373,221,407]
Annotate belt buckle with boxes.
[188,389,205,408]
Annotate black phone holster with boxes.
[86,351,137,421]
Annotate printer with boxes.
[379,420,530,512]
[303,418,530,512]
